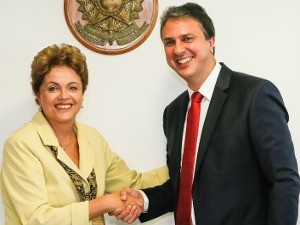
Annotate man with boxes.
[116,2,300,225]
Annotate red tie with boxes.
[176,92,203,225]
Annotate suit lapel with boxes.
[169,91,189,192]
[194,63,232,179]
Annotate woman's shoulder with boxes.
[76,121,97,132]
[6,121,37,142]
[75,122,105,139]
[75,122,110,151]
[3,121,41,155]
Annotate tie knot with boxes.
[191,92,203,103]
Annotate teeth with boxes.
[56,104,71,109]
[178,57,192,64]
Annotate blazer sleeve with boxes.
[103,137,169,193]
[1,135,91,225]
[249,81,300,225]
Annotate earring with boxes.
[39,106,43,112]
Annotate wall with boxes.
[0,0,299,225]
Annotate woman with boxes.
[0,44,168,225]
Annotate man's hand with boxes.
[109,188,144,224]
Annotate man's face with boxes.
[161,18,215,87]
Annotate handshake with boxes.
[108,188,144,224]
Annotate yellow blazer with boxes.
[1,111,169,225]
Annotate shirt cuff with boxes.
[138,190,149,213]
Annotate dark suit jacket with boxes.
[140,63,300,225]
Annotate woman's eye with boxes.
[69,86,78,91]
[48,86,58,92]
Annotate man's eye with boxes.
[164,40,175,47]
[183,37,193,42]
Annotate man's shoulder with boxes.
[220,62,268,86]
[229,71,276,96]
[167,90,189,109]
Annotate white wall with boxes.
[0,1,299,225]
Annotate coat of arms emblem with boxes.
[65,0,158,54]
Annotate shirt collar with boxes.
[188,62,221,101]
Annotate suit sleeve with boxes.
[249,81,300,225]
[139,179,173,222]
[139,107,174,222]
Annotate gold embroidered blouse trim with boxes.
[50,146,104,224]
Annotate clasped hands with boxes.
[109,188,144,224]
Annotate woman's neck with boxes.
[47,119,76,148]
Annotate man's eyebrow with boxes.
[163,37,173,41]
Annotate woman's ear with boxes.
[35,93,41,105]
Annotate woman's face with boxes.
[36,66,83,127]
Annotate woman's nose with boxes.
[59,89,69,100]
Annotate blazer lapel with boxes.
[52,123,96,182]
[76,123,96,180]
[169,91,189,192]
[194,63,232,178]
[32,111,95,183]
